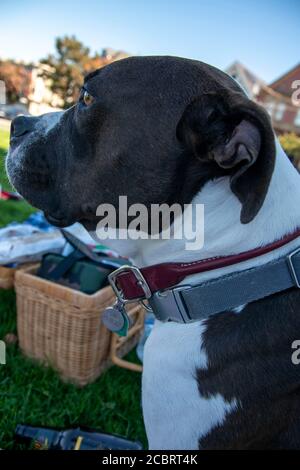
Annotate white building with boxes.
[28,64,63,115]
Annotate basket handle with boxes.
[109,306,145,373]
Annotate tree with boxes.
[0,60,31,103]
[41,36,106,108]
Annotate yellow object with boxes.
[74,436,83,450]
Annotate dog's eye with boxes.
[83,90,94,106]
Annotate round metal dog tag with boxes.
[102,306,125,332]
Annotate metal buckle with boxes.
[149,285,192,323]
[108,265,152,304]
[288,247,300,288]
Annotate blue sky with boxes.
[0,0,299,83]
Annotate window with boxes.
[252,83,260,96]
[274,103,286,121]
[265,101,275,117]
[295,110,300,127]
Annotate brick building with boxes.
[226,61,300,135]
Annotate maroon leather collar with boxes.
[114,228,300,301]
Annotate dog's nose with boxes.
[10,115,36,138]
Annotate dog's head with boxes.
[6,56,275,229]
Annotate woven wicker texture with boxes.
[0,266,16,289]
[15,265,144,386]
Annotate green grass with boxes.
[0,129,35,225]
[0,128,146,449]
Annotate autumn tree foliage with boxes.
[0,60,31,103]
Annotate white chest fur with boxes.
[142,320,237,449]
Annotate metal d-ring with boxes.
[139,299,153,312]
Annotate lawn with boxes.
[0,128,146,449]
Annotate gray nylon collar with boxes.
[148,247,300,323]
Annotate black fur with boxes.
[7,56,275,229]
[198,288,300,449]
[177,91,276,223]
[6,56,289,449]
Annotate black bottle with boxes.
[15,424,143,450]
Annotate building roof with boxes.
[225,61,265,97]
[270,63,300,88]
[269,63,300,97]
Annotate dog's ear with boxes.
[176,91,276,223]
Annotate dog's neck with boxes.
[91,141,300,281]
[138,143,300,451]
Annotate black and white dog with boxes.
[6,56,300,449]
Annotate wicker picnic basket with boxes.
[14,265,145,386]
[0,265,17,289]
[0,263,35,289]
